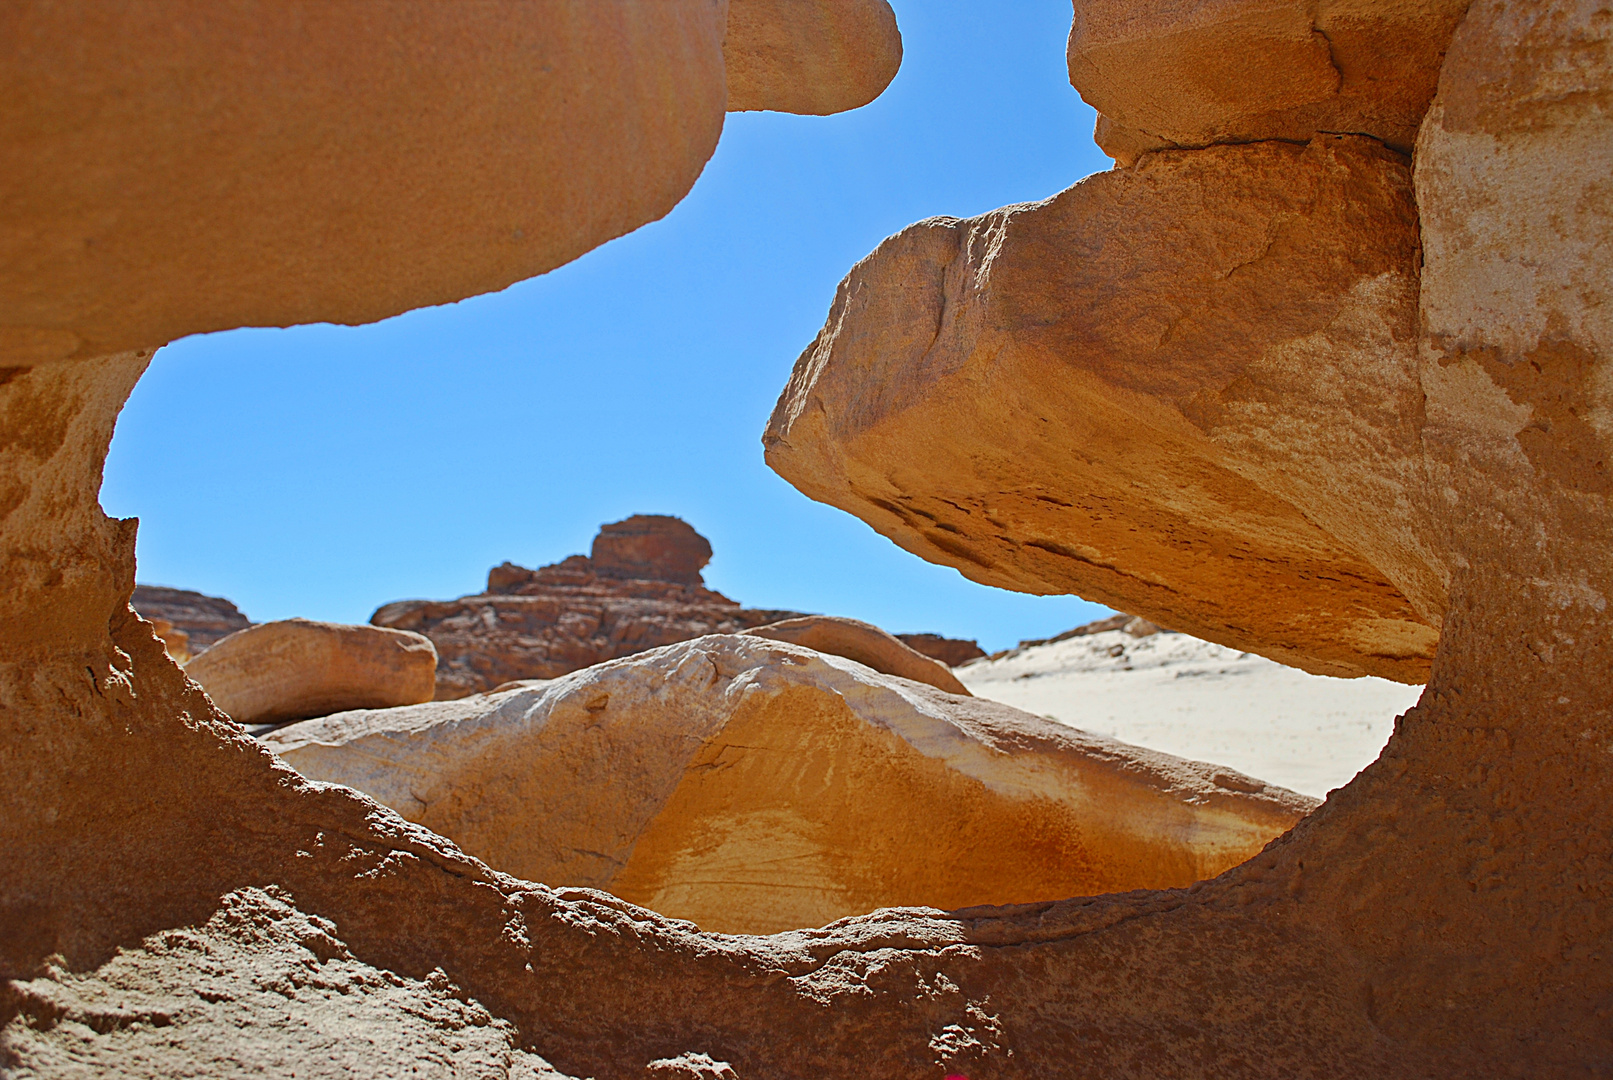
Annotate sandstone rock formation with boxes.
[767,135,1439,683]
[131,584,251,653]
[146,618,191,663]
[725,0,903,114]
[742,614,972,695]
[261,635,1312,935]
[9,0,1613,1077]
[894,632,986,667]
[0,0,899,365]
[373,518,805,699]
[183,619,439,727]
[590,514,714,585]
[1068,0,1473,164]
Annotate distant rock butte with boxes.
[131,584,251,654]
[373,517,806,699]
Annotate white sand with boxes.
[957,630,1424,799]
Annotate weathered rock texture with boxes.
[373,520,804,699]
[182,619,439,727]
[130,584,251,653]
[9,1,1613,1077]
[742,615,972,695]
[725,0,902,114]
[590,514,714,585]
[263,635,1311,935]
[0,0,901,365]
[894,632,986,667]
[767,135,1440,683]
[1068,0,1474,164]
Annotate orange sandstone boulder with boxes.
[262,635,1314,935]
[766,136,1440,683]
[0,1,905,365]
[183,619,438,727]
[725,0,902,114]
[1068,0,1473,164]
[743,614,972,694]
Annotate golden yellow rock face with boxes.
[1069,0,1473,164]
[725,0,902,114]
[263,636,1314,935]
[183,619,439,727]
[767,136,1440,683]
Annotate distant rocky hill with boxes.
[371,516,807,699]
[130,584,252,656]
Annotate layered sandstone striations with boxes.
[183,619,439,727]
[767,135,1440,683]
[130,584,251,653]
[1068,0,1474,164]
[263,635,1311,935]
[372,517,805,699]
[725,0,903,115]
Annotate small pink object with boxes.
[944,1075,970,1080]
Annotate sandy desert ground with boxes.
[958,628,1425,798]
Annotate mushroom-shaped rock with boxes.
[0,0,904,364]
[185,619,438,726]
[766,135,1439,684]
[742,614,972,695]
[1068,0,1472,164]
[263,635,1314,935]
[725,0,902,114]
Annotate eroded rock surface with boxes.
[0,0,903,365]
[766,135,1439,683]
[373,519,804,699]
[725,0,902,114]
[262,635,1308,934]
[8,0,1613,1076]
[131,585,251,654]
[894,632,986,667]
[1069,0,1473,164]
[743,614,972,694]
[183,619,439,727]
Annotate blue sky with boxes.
[102,1,1117,653]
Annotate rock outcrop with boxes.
[9,1,1613,1077]
[182,619,439,727]
[130,584,251,653]
[725,0,903,115]
[766,135,1439,683]
[1068,0,1473,165]
[894,632,986,667]
[262,635,1313,935]
[0,0,899,365]
[373,518,805,699]
[743,614,972,695]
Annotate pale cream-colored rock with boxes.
[184,619,438,726]
[725,0,902,114]
[1068,0,1472,164]
[263,635,1314,935]
[742,614,971,694]
[766,136,1439,684]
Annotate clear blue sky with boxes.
[102,1,1116,653]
